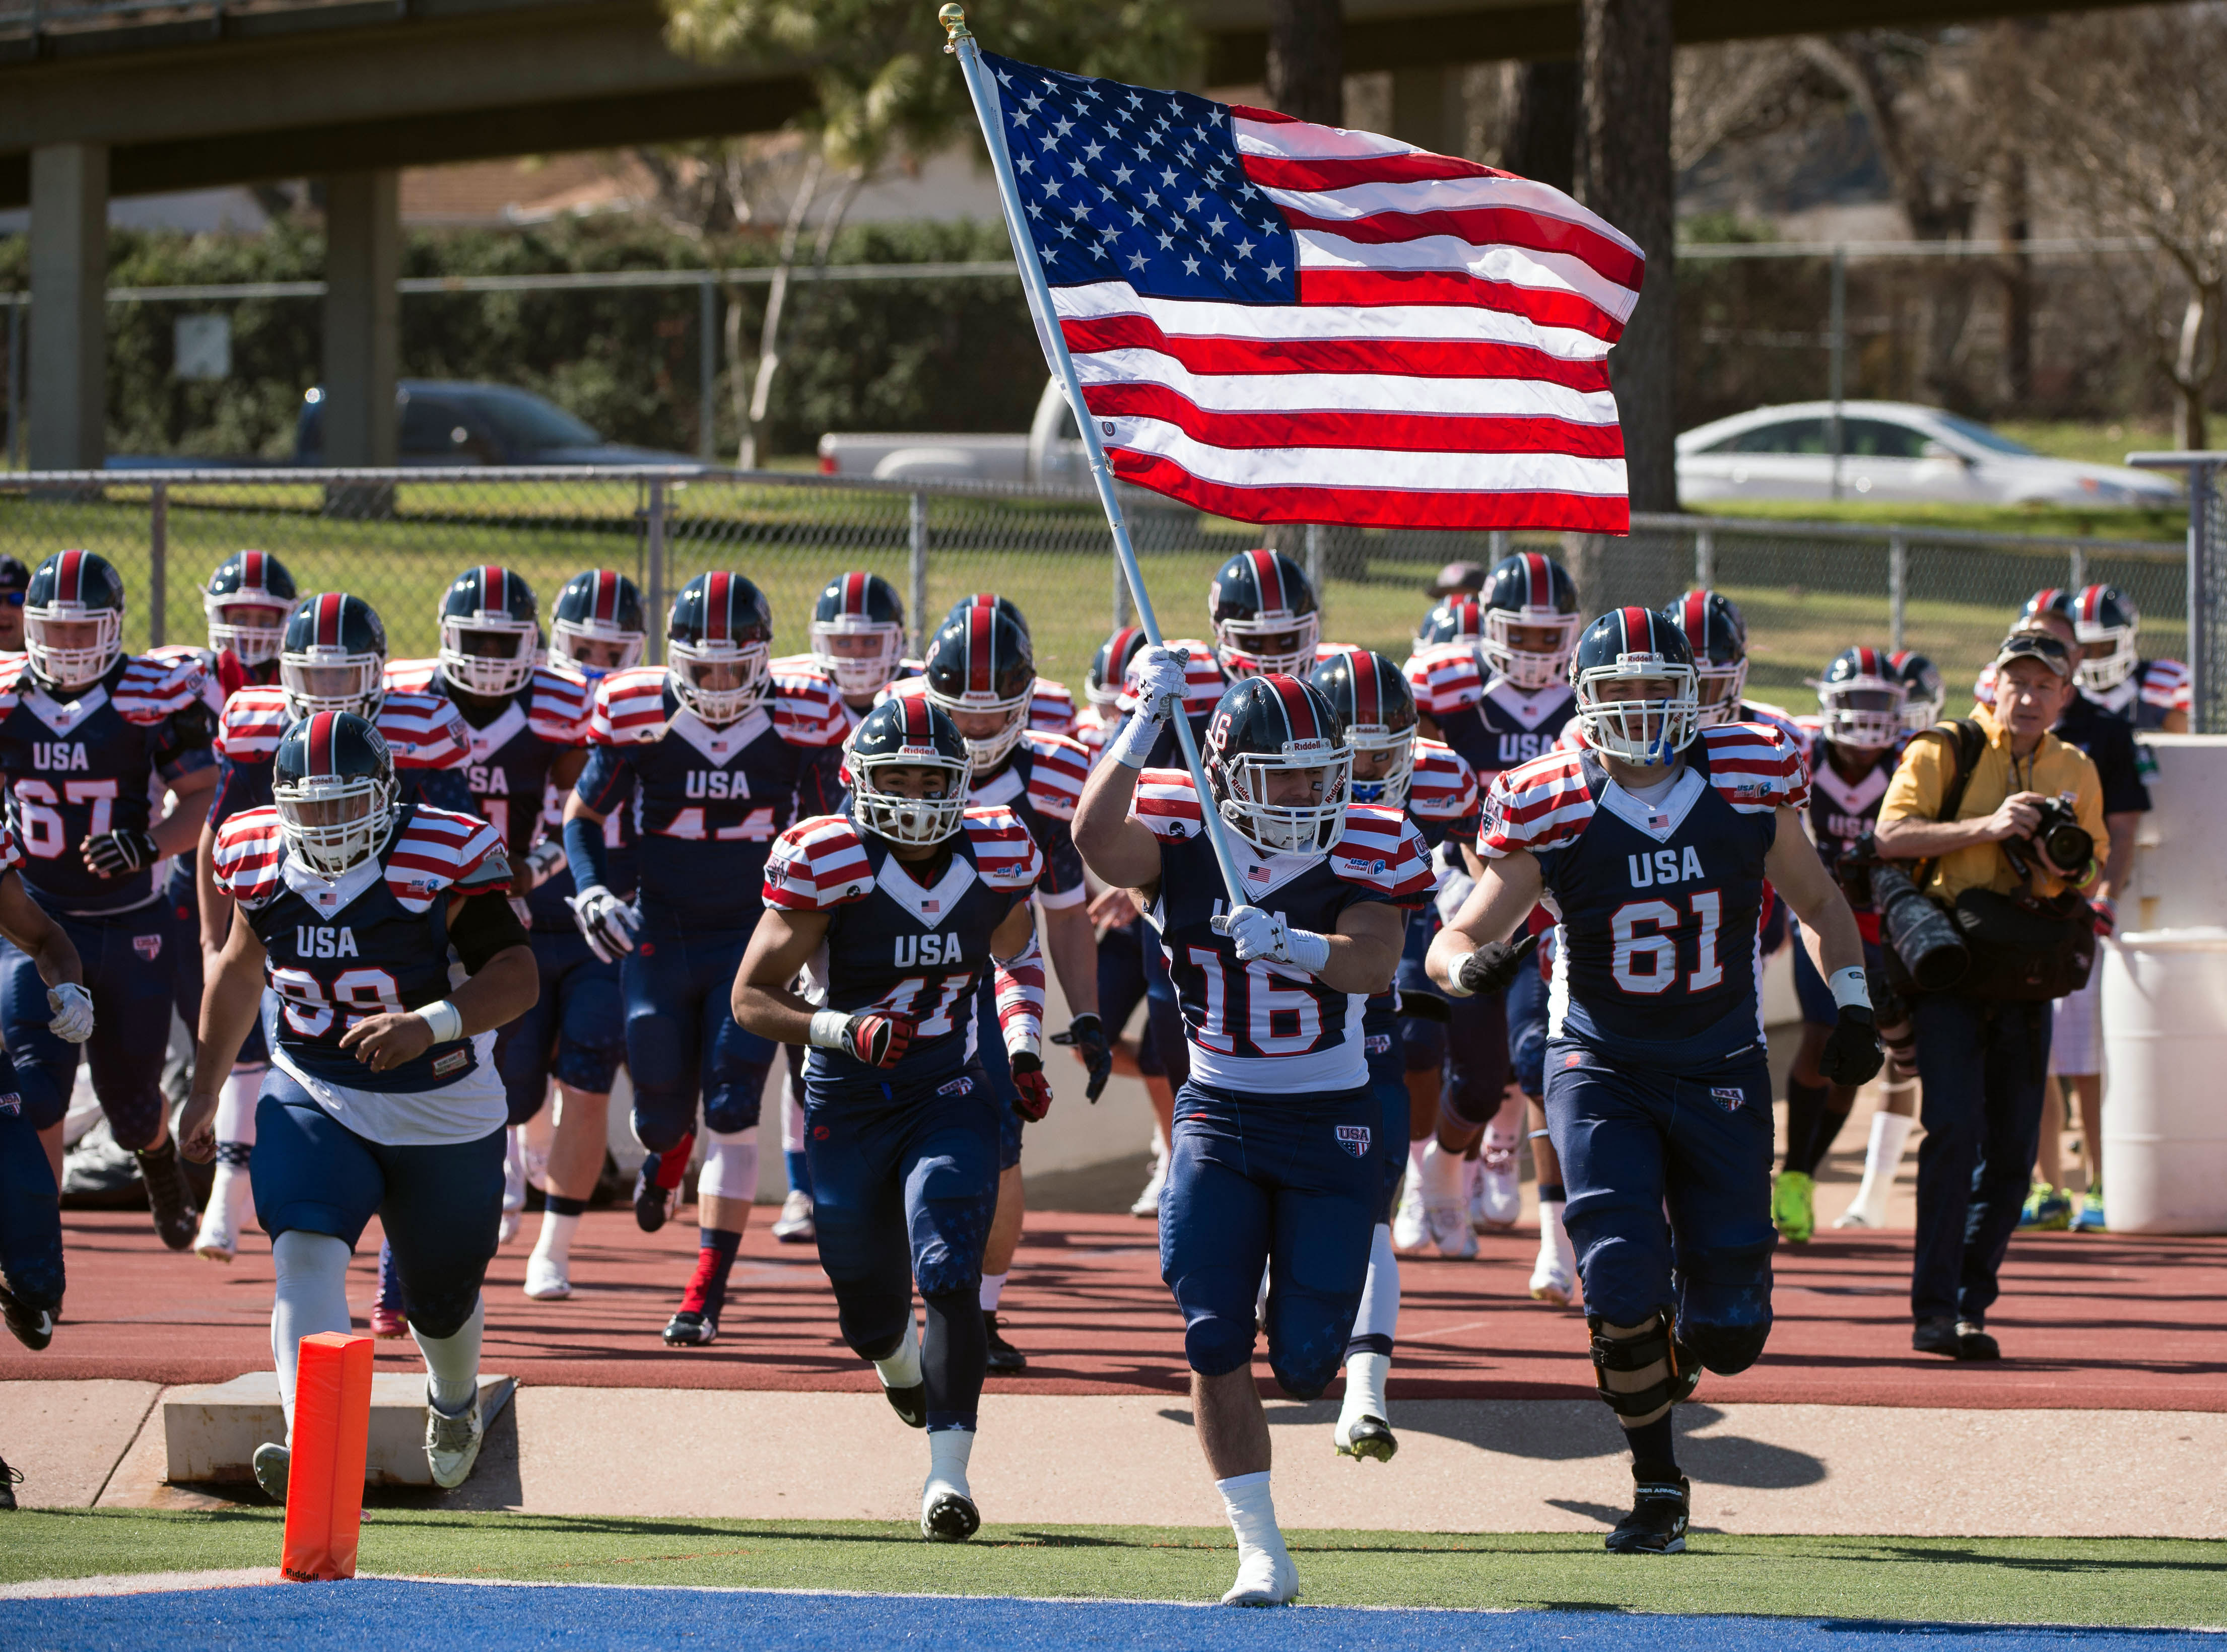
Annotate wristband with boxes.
[1828,966,1871,1013]
[1108,709,1166,770]
[414,1000,464,1043]
[1441,949,1476,998]
[808,1008,852,1051]
[1284,927,1331,976]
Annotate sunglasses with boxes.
[0,593,22,608]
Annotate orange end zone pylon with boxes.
[282,1331,375,1581]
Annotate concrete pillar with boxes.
[28,143,108,472]
[321,170,400,468]
[1390,66,1461,157]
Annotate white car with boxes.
[1675,401,2181,509]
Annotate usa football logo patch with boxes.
[132,933,162,961]
[0,1091,19,1116]
[937,1076,974,1097]
[1710,1086,1746,1111]
[1335,1124,1372,1159]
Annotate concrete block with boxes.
[163,1371,514,1487]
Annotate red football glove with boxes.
[844,1012,915,1068]
[1009,1051,1054,1122]
[2090,897,2117,938]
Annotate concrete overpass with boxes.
[0,0,2143,467]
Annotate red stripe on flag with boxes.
[1105,450,1630,532]
[1288,268,1623,343]
[1077,382,1624,459]
[1277,205,1645,293]
[1058,314,1610,394]
[1243,150,1514,190]
[1225,103,1299,124]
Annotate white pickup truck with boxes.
[817,379,1089,486]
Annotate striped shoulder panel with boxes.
[1071,708,1114,768]
[0,819,18,871]
[763,814,874,911]
[146,643,224,709]
[772,669,849,749]
[1120,640,1227,716]
[1021,730,1090,822]
[217,685,292,762]
[211,807,288,905]
[1478,750,1593,858]
[1407,738,1479,823]
[383,806,506,910]
[1792,713,1826,761]
[0,653,25,714]
[113,652,213,724]
[1973,661,1998,705]
[527,665,594,745]
[2140,657,2190,709]
[1331,803,1437,906]
[384,657,439,695]
[1739,699,1807,749]
[1700,721,1810,814]
[1403,643,1484,718]
[964,803,1044,888]
[591,667,673,745]
[1029,677,1078,735]
[1132,766,1204,837]
[769,652,827,681]
[379,691,474,770]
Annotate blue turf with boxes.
[0,1581,2211,1650]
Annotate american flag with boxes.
[980,53,1644,532]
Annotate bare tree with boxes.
[1266,0,1343,125]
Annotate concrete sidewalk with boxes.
[12,1381,2219,1539]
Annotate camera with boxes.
[1866,844,1970,992]
[2018,797,2094,877]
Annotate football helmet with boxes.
[1416,596,1487,648]
[273,709,397,878]
[204,549,298,667]
[666,572,774,724]
[811,571,908,698]
[1204,673,1351,856]
[1210,549,1320,679]
[922,604,1034,776]
[1308,649,1418,809]
[2021,587,2076,627]
[1570,606,1700,767]
[848,692,971,847]
[1814,646,1908,749]
[1888,649,1945,733]
[1086,626,1150,718]
[1477,553,1582,690]
[943,592,1031,640]
[438,565,540,699]
[281,593,390,721]
[24,549,126,690]
[1662,589,1749,725]
[2069,583,2141,690]
[549,569,646,682]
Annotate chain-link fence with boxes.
[0,466,2189,714]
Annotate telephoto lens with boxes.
[1870,860,1970,991]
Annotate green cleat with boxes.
[2020,1183,2072,1231]
[2071,1188,2107,1232]
[1772,1171,1815,1244]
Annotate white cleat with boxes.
[522,1253,572,1300]
[192,1208,237,1264]
[1129,1157,1167,1218]
[921,1485,981,1542]
[1390,1174,1429,1254]
[1529,1244,1578,1306]
[1472,1135,1521,1231]
[1221,1546,1300,1607]
[770,1188,817,1243]
[1426,1199,1477,1259]
[1832,1205,1880,1230]
[425,1392,485,1490]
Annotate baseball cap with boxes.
[0,557,28,595]
[1992,630,2074,681]
[1431,561,1487,595]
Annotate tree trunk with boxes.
[1506,58,1580,195]
[1580,0,1678,514]
[2172,286,2219,452]
[737,148,825,470]
[1266,0,1344,125]
[1999,152,2033,407]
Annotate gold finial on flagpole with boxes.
[938,4,970,48]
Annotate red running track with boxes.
[6,1210,2223,1410]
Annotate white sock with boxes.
[1341,1350,1391,1427]
[1420,1138,1461,1206]
[1540,1197,1573,1261]
[1405,1137,1426,1180]
[217,1066,263,1141]
[1852,1109,1917,1224]
[270,1229,352,1434]
[978,1271,1008,1313]
[1216,1469,1289,1560]
[413,1295,484,1416]
[502,1129,526,1209]
[531,1209,581,1267]
[926,1426,975,1504]
[875,1316,923,1389]
[1355,1222,1399,1347]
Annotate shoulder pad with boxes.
[217,685,291,763]
[1029,678,1077,735]
[769,651,824,679]
[963,804,1044,888]
[764,814,874,911]
[384,657,439,695]
[1404,644,1483,718]
[1407,739,1479,822]
[772,670,848,749]
[1478,751,1593,858]
[527,665,594,745]
[212,807,288,906]
[1700,721,1811,813]
[1131,766,1204,839]
[384,807,506,912]
[591,667,674,745]
[1120,642,1225,717]
[114,652,214,724]
[378,691,474,770]
[0,653,25,713]
[1330,804,1437,906]
[147,643,224,709]
[1739,700,1807,749]
[1020,730,1090,821]
[2141,657,2190,709]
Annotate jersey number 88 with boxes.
[270,966,408,1037]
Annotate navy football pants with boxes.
[622,926,774,1152]
[167,862,267,1068]
[1160,1079,1377,1400]
[1,904,177,1148]
[0,1057,63,1316]
[1545,1038,1777,1372]
[1365,1044,1410,1222]
[498,930,625,1126]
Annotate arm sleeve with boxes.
[2097,724,2151,815]
[1032,816,1089,910]
[154,699,218,784]
[992,930,1046,1060]
[562,811,615,893]
[449,888,530,973]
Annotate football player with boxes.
[738,693,1050,1541]
[0,550,217,1247]
[1074,657,1429,1607]
[1660,590,1805,744]
[190,593,475,1280]
[1891,650,1945,732]
[1402,552,1584,1296]
[562,572,847,1345]
[183,710,536,1502]
[513,570,646,1298]
[1306,650,1478,1466]
[1429,608,1880,1553]
[939,593,1079,734]
[1979,586,2188,734]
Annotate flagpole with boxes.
[940,3,1250,911]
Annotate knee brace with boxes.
[696,1127,759,1202]
[1587,1310,1700,1420]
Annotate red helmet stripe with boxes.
[1855,646,1879,677]
[592,571,615,624]
[243,550,263,592]
[968,608,992,693]
[1525,553,1549,610]
[845,571,867,615]
[1249,549,1285,615]
[704,573,731,642]
[1353,652,1380,727]
[316,592,342,649]
[902,692,926,739]
[1268,673,1318,743]
[1681,590,1708,646]
[56,549,81,605]
[1621,605,1652,653]
[2080,584,2103,625]
[309,710,335,778]
[479,566,504,617]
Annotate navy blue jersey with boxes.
[1131,768,1433,1094]
[0,652,215,915]
[211,803,509,1093]
[576,665,848,936]
[210,683,477,833]
[1404,644,1574,786]
[1362,738,1478,1037]
[1480,723,1810,1069]
[765,806,1043,1085]
[2055,693,2152,817]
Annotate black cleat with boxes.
[0,1283,56,1352]
[1915,1316,1999,1360]
[137,1140,199,1251]
[0,1454,21,1510]
[1605,1475,1690,1554]
[663,1311,717,1347]
[984,1311,1028,1374]
[882,1381,928,1429]
[1336,1415,1398,1463]
[1954,1320,2001,1361]
[633,1161,677,1234]
[922,1489,980,1542]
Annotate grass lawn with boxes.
[4,1510,2222,1627]
[1699,497,2183,545]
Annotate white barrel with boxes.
[2100,927,2227,1233]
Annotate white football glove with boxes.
[47,982,95,1044]
[1220,905,1331,975]
[567,885,640,964]
[1127,644,1191,723]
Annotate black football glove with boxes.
[1455,931,1540,998]
[1819,1004,1885,1086]
[1050,1012,1113,1102]
[83,828,161,879]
